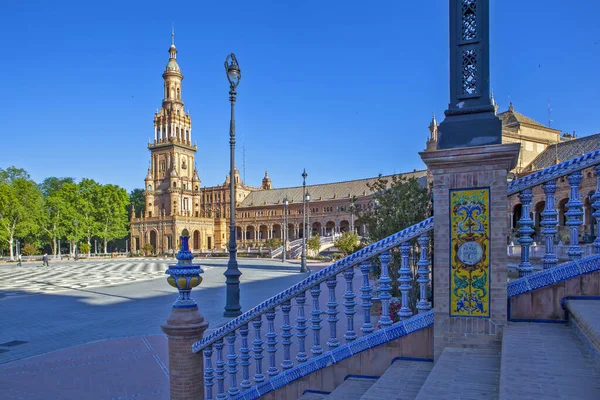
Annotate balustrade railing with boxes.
[194,217,434,399]
[190,149,600,399]
[507,149,600,276]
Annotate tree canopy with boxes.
[0,166,131,258]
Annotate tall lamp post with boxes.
[223,53,242,317]
[282,197,289,262]
[300,169,309,273]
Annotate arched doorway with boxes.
[259,225,268,240]
[312,222,322,237]
[236,226,243,242]
[340,220,350,233]
[287,223,295,240]
[149,230,157,254]
[325,221,336,236]
[512,204,522,231]
[246,226,256,241]
[193,230,200,250]
[534,201,545,242]
[272,224,282,239]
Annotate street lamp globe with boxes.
[225,54,241,88]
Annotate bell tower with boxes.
[145,31,201,220]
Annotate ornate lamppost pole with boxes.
[300,169,309,273]
[223,53,242,317]
[283,197,289,262]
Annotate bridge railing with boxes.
[508,150,600,276]
[193,217,434,399]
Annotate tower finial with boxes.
[171,25,175,46]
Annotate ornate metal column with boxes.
[224,53,242,317]
[300,169,309,273]
[283,197,288,262]
[437,0,501,149]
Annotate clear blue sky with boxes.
[1,0,599,192]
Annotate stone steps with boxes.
[414,347,500,400]
[565,299,600,362]
[499,322,600,399]
[326,377,377,400]
[360,359,433,400]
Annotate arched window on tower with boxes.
[177,87,180,99]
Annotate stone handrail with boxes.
[193,216,434,353]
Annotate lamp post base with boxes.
[223,257,242,317]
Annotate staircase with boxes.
[296,299,600,400]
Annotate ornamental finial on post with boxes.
[165,229,204,308]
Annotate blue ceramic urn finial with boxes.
[165,229,204,308]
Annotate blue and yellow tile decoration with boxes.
[450,188,490,317]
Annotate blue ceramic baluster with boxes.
[593,166,600,254]
[416,234,432,313]
[203,345,214,400]
[252,316,265,383]
[266,309,279,376]
[214,339,227,400]
[226,332,239,397]
[310,284,323,356]
[239,324,251,390]
[343,266,357,342]
[540,180,558,269]
[280,300,293,370]
[359,261,374,335]
[566,171,584,260]
[518,189,534,277]
[326,276,340,348]
[295,292,308,362]
[378,251,393,327]
[398,241,413,319]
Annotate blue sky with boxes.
[1,0,599,192]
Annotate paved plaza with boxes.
[0,257,310,364]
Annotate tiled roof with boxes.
[239,170,428,207]
[498,108,554,131]
[526,133,600,171]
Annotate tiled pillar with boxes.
[421,143,519,360]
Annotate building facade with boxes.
[131,40,599,254]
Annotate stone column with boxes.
[421,144,519,359]
[161,229,209,400]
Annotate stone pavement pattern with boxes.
[0,258,308,364]
[0,259,176,299]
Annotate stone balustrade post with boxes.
[161,229,209,400]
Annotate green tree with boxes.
[334,231,359,256]
[79,242,91,254]
[96,184,130,253]
[39,177,74,257]
[22,243,39,256]
[356,175,431,300]
[142,242,154,256]
[78,179,101,256]
[307,234,321,257]
[129,188,145,218]
[0,168,45,260]
[265,237,282,249]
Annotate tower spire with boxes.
[171,25,175,46]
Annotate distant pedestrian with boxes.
[17,254,22,267]
[42,253,49,267]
